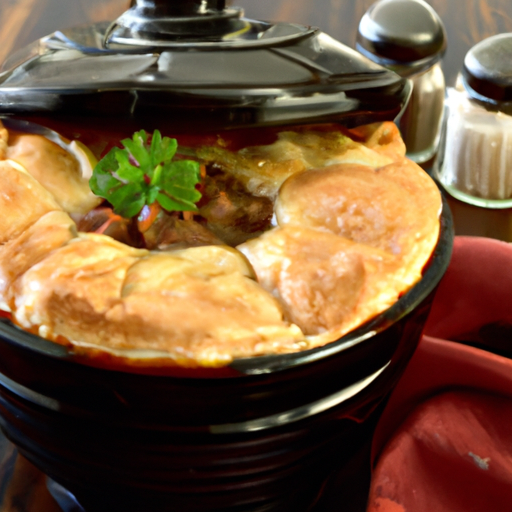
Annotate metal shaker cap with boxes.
[356,0,446,76]
[462,33,512,113]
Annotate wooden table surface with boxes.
[1,0,512,86]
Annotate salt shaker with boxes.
[434,33,512,240]
[357,0,447,164]
[435,33,512,206]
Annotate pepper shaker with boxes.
[357,0,447,165]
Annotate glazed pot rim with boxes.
[0,196,453,377]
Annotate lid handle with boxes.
[129,0,226,17]
[106,0,244,47]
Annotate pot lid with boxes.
[0,0,411,132]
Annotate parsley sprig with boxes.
[89,130,202,218]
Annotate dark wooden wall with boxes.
[1,0,512,85]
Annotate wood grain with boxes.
[1,0,512,84]
[0,0,129,67]
[234,0,512,85]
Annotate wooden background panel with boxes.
[234,0,512,85]
[1,0,512,85]
[0,0,128,66]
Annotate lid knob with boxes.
[462,33,512,111]
[129,0,226,17]
[356,0,446,75]
[106,0,244,47]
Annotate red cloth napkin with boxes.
[367,236,512,512]
[425,236,512,348]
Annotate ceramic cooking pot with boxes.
[0,1,452,510]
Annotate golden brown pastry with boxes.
[0,160,61,244]
[111,251,304,364]
[275,160,441,280]
[239,152,441,348]
[126,245,256,286]
[6,132,102,216]
[0,119,441,367]
[0,211,77,312]
[375,159,443,284]
[12,233,147,340]
[238,226,408,343]
[346,122,406,162]
[13,242,303,366]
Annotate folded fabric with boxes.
[425,235,512,355]
[368,390,512,512]
[368,236,512,512]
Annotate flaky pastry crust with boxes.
[0,120,442,367]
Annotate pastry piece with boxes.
[12,241,303,366]
[238,226,406,343]
[6,132,102,216]
[12,233,148,340]
[0,211,77,312]
[346,122,406,162]
[197,124,399,200]
[122,245,255,298]
[376,159,443,284]
[275,160,441,284]
[0,160,61,244]
[111,250,303,365]
[162,245,256,279]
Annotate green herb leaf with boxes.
[121,130,151,170]
[89,130,202,218]
[114,149,145,183]
[157,159,202,212]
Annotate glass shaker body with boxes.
[436,79,512,208]
[398,62,445,164]
[434,34,512,241]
